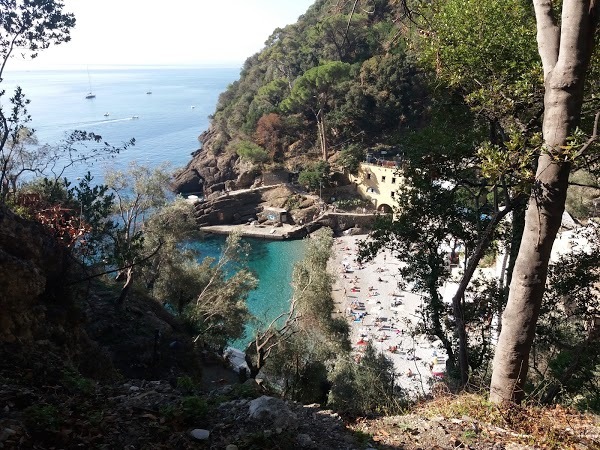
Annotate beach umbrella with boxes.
[356,339,367,346]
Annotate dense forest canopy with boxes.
[205,0,433,168]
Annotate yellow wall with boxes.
[349,163,404,211]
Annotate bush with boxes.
[338,144,365,174]
[298,161,330,191]
[328,344,405,416]
[235,140,270,164]
[181,396,209,422]
[24,405,60,431]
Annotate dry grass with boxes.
[413,392,600,449]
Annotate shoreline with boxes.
[329,234,445,396]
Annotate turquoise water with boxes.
[191,235,307,347]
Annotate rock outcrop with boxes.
[193,185,322,227]
[195,189,264,226]
[172,129,258,196]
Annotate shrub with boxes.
[235,140,270,164]
[338,144,365,174]
[328,344,405,416]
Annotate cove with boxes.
[189,235,307,348]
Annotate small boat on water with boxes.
[132,115,139,119]
[103,112,109,117]
[85,67,96,99]
[146,90,152,94]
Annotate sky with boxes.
[11,0,315,70]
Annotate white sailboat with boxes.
[85,67,96,99]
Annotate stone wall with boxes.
[314,212,377,233]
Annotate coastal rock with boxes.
[171,167,203,194]
[172,129,238,195]
[248,396,298,430]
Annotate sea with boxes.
[3,66,237,182]
[3,66,307,346]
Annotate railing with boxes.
[362,160,401,169]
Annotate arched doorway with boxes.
[378,203,393,214]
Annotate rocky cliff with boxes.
[0,205,71,344]
[173,129,255,196]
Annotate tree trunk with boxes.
[450,202,517,386]
[317,113,328,161]
[117,267,134,304]
[490,0,598,404]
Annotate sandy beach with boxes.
[330,234,447,397]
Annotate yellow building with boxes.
[349,161,405,213]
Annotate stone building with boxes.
[349,160,405,213]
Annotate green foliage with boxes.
[533,227,600,410]
[176,375,200,394]
[24,405,60,431]
[23,177,72,204]
[235,140,271,165]
[337,144,365,174]
[282,61,352,114]
[358,168,489,371]
[201,0,429,174]
[184,231,257,349]
[159,396,209,424]
[103,162,173,302]
[248,228,349,403]
[0,0,76,202]
[416,0,541,121]
[181,396,209,422]
[61,368,94,394]
[328,343,404,416]
[298,161,330,191]
[333,197,369,211]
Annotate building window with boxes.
[391,191,395,198]
[382,176,386,182]
[392,177,396,184]
[367,173,371,180]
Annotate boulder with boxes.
[248,396,298,430]
[189,429,210,440]
[171,168,203,194]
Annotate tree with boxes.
[104,163,172,304]
[490,0,600,404]
[234,140,270,166]
[254,113,284,161]
[185,231,256,349]
[358,171,484,382]
[298,160,330,193]
[533,227,600,408]
[337,143,364,174]
[328,343,401,416]
[0,0,75,201]
[282,61,352,160]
